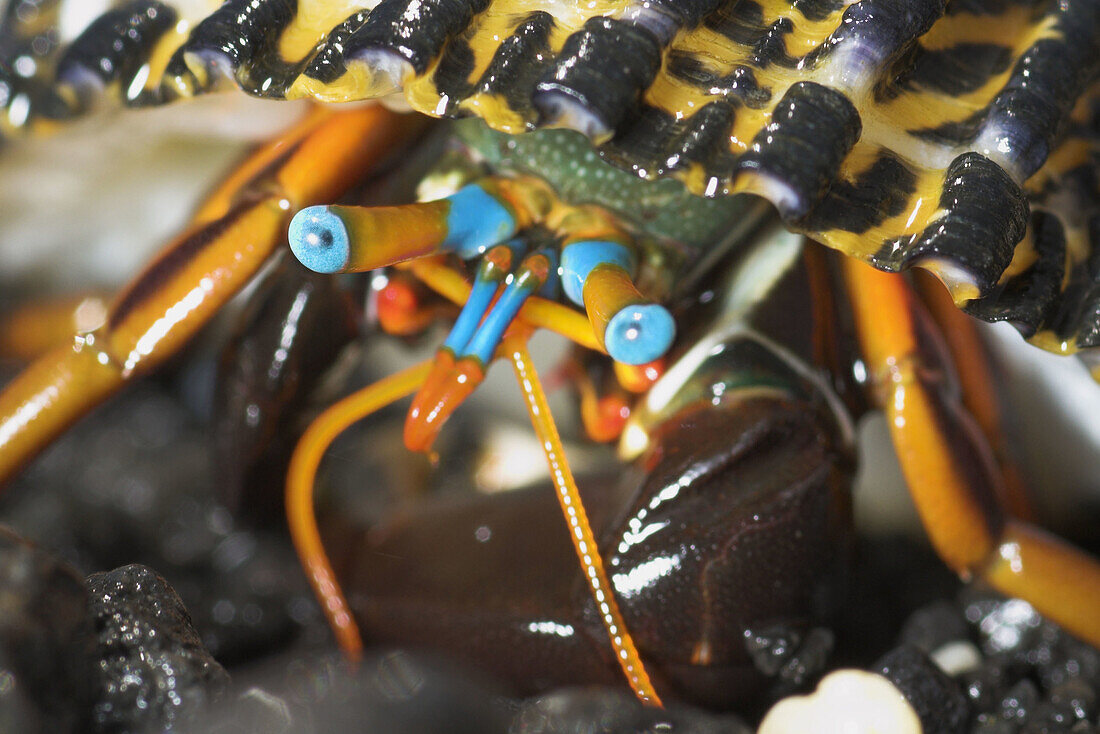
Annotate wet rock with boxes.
[512,687,751,734]
[1,380,318,668]
[1049,678,1096,722]
[0,526,96,733]
[1000,679,1040,724]
[959,592,1100,731]
[744,625,802,677]
[962,654,1022,714]
[87,564,229,733]
[875,644,969,734]
[779,628,835,689]
[176,530,313,666]
[965,593,1043,657]
[900,599,970,655]
[189,650,511,734]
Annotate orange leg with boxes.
[561,359,632,443]
[843,259,1100,647]
[913,271,1034,520]
[0,105,420,485]
[0,293,110,362]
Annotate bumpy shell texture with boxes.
[4,0,1100,354]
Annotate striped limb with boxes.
[843,259,1100,647]
[0,105,418,486]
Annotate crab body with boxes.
[0,0,1097,718]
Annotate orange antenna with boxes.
[505,331,663,706]
[286,359,433,661]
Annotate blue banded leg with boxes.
[405,249,557,452]
[399,242,518,447]
[561,239,675,365]
[460,248,557,366]
[288,176,552,274]
[441,242,522,354]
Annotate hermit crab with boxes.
[0,0,1097,716]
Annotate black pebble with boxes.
[875,644,970,734]
[511,687,752,734]
[900,599,970,654]
[1000,679,1040,724]
[87,564,229,733]
[0,527,96,733]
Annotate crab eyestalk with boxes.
[560,234,675,366]
[288,177,551,273]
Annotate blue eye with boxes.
[605,304,675,366]
[289,206,351,274]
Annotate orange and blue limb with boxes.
[560,238,675,366]
[289,178,550,273]
[404,248,557,452]
[401,257,602,352]
[440,243,520,354]
[290,176,677,368]
[400,244,516,453]
[842,259,1100,648]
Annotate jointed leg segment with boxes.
[0,105,417,486]
[843,259,1100,647]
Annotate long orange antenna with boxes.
[286,359,433,661]
[505,332,662,706]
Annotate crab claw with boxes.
[403,351,485,453]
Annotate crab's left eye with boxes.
[289,206,350,274]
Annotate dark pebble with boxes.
[876,644,969,734]
[973,719,1018,733]
[744,625,801,677]
[510,687,752,734]
[1026,700,1077,730]
[1000,679,1040,723]
[780,628,834,688]
[901,599,971,655]
[87,564,229,733]
[191,650,512,734]
[963,655,1019,713]
[1039,632,1100,692]
[1049,678,1097,722]
[0,526,96,733]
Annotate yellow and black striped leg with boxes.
[0,105,418,485]
[843,259,1100,647]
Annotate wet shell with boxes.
[3,0,1099,354]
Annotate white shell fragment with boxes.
[758,669,921,734]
